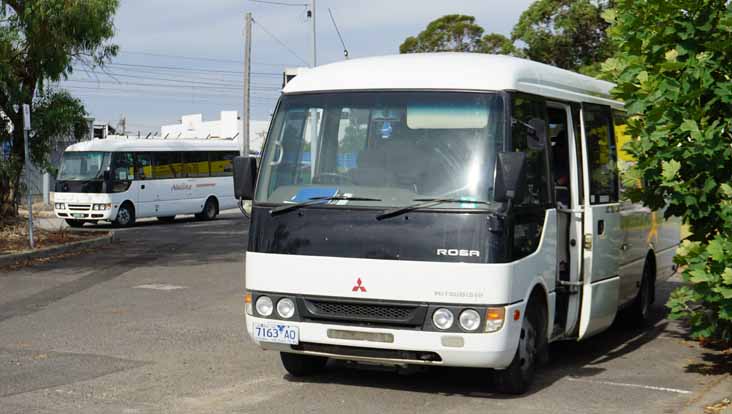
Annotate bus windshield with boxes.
[57,151,111,181]
[255,92,506,209]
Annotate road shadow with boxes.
[284,280,681,398]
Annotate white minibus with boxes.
[233,53,681,394]
[52,138,239,227]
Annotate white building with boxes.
[160,111,269,154]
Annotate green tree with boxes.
[604,0,732,344]
[399,14,486,53]
[512,0,613,73]
[0,0,118,218]
[480,33,518,55]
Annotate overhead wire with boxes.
[252,18,310,66]
[115,50,295,66]
[249,0,308,7]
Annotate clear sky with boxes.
[59,0,534,133]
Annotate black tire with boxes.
[280,352,327,377]
[65,219,85,228]
[113,203,135,228]
[495,304,545,395]
[626,258,654,327]
[157,216,176,223]
[196,198,217,221]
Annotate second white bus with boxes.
[52,138,239,227]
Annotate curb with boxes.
[0,232,116,268]
[681,374,732,414]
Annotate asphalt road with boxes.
[0,212,727,413]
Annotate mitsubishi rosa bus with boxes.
[232,53,681,394]
[53,138,239,227]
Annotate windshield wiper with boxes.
[376,198,495,221]
[270,196,383,216]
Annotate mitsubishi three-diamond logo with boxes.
[352,278,367,292]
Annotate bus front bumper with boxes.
[245,301,524,369]
[54,206,116,221]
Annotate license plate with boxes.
[253,323,299,345]
[72,213,84,218]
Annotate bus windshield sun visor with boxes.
[269,196,383,216]
[376,198,496,221]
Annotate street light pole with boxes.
[22,104,33,249]
[242,12,252,157]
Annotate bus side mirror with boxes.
[494,152,527,205]
[233,156,257,200]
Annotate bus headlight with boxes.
[432,308,454,330]
[485,307,506,333]
[92,203,112,211]
[54,203,65,210]
[459,309,481,331]
[255,296,273,317]
[276,298,295,319]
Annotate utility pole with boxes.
[242,12,252,157]
[22,104,33,249]
[309,0,316,67]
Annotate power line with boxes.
[105,62,282,76]
[72,70,281,89]
[253,18,310,66]
[116,50,296,66]
[249,0,307,6]
[62,79,281,93]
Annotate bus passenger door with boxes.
[577,104,623,340]
[135,152,156,217]
[547,103,583,338]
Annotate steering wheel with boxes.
[312,172,353,185]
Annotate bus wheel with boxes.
[113,203,135,228]
[196,198,218,221]
[279,352,327,377]
[626,259,654,327]
[65,219,84,228]
[495,304,542,395]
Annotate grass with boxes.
[0,217,102,255]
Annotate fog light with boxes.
[255,296,273,317]
[485,307,506,333]
[432,308,454,330]
[244,293,253,316]
[276,298,295,319]
[459,309,481,331]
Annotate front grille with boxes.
[300,298,426,327]
[68,204,91,211]
[312,301,413,320]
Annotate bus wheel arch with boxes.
[197,196,218,220]
[495,283,549,394]
[114,201,136,227]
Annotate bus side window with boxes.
[511,94,550,207]
[613,110,636,199]
[135,153,153,180]
[153,152,183,179]
[184,152,210,177]
[210,151,237,177]
[583,104,618,204]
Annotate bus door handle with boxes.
[597,219,605,235]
